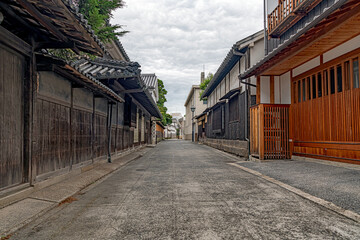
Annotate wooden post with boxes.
[115,103,118,154]
[29,37,37,185]
[289,71,294,158]
[91,95,95,163]
[259,104,265,160]
[256,76,261,104]
[69,84,74,170]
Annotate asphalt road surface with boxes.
[12,140,360,239]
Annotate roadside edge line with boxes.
[227,162,360,223]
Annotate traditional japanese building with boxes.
[199,31,264,156]
[242,0,360,164]
[184,73,208,141]
[0,0,161,191]
[155,121,165,143]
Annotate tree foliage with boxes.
[199,73,213,99]
[157,79,172,126]
[78,0,128,42]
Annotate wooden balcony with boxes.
[268,0,322,38]
[250,104,290,160]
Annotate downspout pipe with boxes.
[244,50,251,160]
[264,0,268,55]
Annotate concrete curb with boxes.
[0,147,149,237]
[227,162,360,223]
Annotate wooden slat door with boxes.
[0,44,25,189]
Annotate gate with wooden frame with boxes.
[250,104,290,160]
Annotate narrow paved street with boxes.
[12,141,360,239]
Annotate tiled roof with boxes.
[3,0,108,56]
[71,58,141,80]
[202,30,263,98]
[71,58,162,118]
[114,39,131,62]
[36,54,124,103]
[141,74,158,89]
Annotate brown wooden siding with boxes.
[291,52,360,164]
[34,98,71,176]
[0,44,25,189]
[72,109,92,164]
[94,113,107,158]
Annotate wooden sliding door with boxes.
[291,52,360,164]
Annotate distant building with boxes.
[168,113,184,139]
[184,73,208,141]
[141,74,159,103]
[199,31,264,156]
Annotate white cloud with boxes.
[111,0,263,115]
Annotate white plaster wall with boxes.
[250,38,265,67]
[323,34,360,63]
[141,116,145,142]
[230,61,240,90]
[280,71,291,104]
[260,76,270,104]
[239,57,247,92]
[292,56,320,77]
[184,88,206,137]
[227,75,230,93]
[221,80,226,97]
[184,104,191,136]
[194,88,207,115]
[73,88,93,110]
[250,76,257,95]
[134,110,139,143]
[267,0,278,14]
[274,76,280,104]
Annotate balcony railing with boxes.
[250,104,290,160]
[268,0,322,38]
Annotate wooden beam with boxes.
[256,76,261,104]
[0,26,31,56]
[120,89,144,94]
[260,1,360,76]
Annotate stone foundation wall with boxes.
[199,138,248,157]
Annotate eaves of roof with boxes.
[71,58,162,118]
[141,74,158,89]
[202,30,263,98]
[219,87,241,100]
[209,100,226,110]
[239,0,348,80]
[3,0,108,56]
[114,39,131,62]
[36,54,124,103]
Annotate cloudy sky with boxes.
[112,0,263,116]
